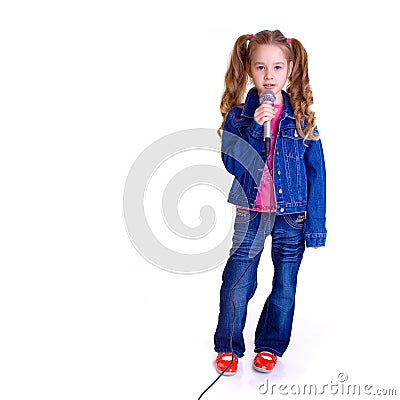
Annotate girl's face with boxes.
[248,44,293,104]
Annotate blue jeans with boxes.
[214,208,306,358]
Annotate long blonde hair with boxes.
[219,30,317,141]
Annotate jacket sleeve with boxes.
[221,109,265,177]
[303,133,327,247]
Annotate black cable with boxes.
[197,249,264,400]
[198,139,274,399]
[264,137,271,157]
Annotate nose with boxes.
[264,68,273,80]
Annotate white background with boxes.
[1,0,399,399]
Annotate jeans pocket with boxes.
[283,213,306,230]
[235,207,259,224]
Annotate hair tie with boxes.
[287,38,291,44]
[248,34,254,41]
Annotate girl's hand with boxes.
[253,103,276,126]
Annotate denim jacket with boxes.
[221,87,327,247]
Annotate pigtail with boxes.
[218,34,250,138]
[286,38,318,141]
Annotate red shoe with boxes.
[253,352,277,373]
[215,353,238,375]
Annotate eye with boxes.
[256,66,265,71]
[275,65,282,70]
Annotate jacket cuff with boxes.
[248,119,264,140]
[305,233,326,248]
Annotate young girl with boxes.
[214,30,327,375]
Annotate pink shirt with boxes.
[239,104,284,212]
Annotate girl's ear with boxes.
[288,60,293,78]
[245,62,252,79]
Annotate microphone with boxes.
[259,90,276,155]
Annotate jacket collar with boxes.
[241,87,295,120]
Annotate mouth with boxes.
[263,84,275,89]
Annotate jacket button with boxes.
[277,170,281,175]
[276,151,279,156]
[280,207,285,212]
[278,188,283,194]
[294,132,299,137]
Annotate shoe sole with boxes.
[216,366,237,376]
[216,368,237,376]
[253,364,274,373]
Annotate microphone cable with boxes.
[264,137,271,158]
[198,145,275,399]
[197,249,263,400]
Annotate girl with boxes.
[214,30,327,375]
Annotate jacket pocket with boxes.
[280,128,305,159]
